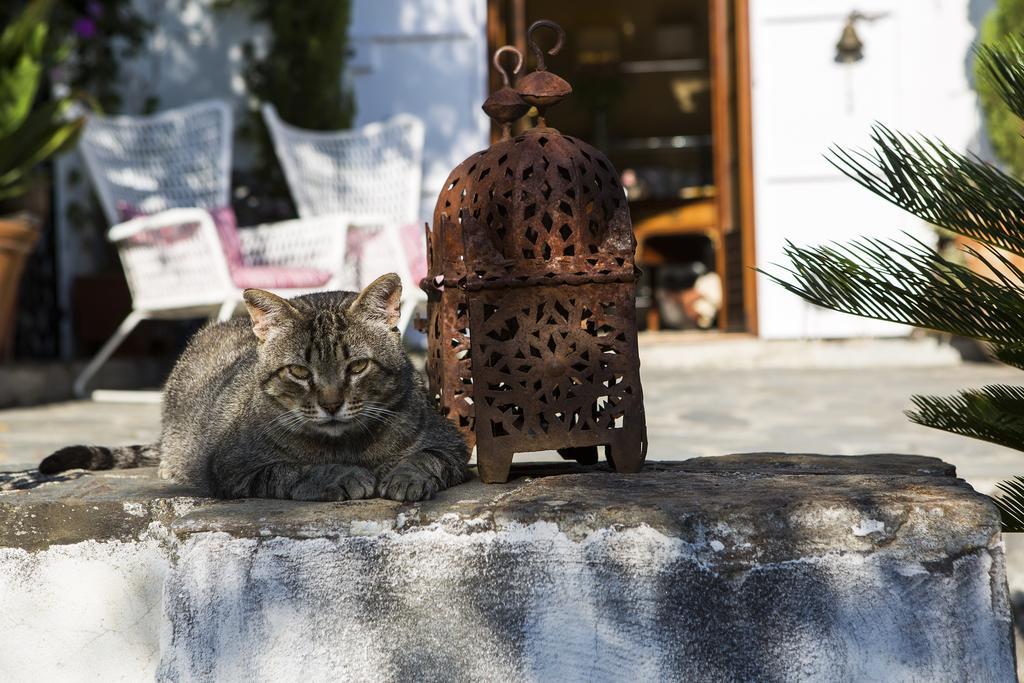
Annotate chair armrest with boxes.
[238,214,348,273]
[108,208,234,311]
[345,219,425,294]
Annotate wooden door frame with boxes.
[733,0,758,335]
[485,0,758,334]
[709,0,733,331]
[710,0,758,334]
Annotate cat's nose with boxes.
[320,401,343,415]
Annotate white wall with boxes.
[348,0,490,223]
[748,0,988,338]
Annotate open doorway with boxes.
[487,0,757,334]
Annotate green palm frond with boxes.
[827,125,1024,257]
[994,477,1024,532]
[906,384,1024,452]
[992,345,1024,370]
[977,38,1024,121]
[763,237,1024,344]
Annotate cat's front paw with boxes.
[376,464,439,502]
[291,464,375,502]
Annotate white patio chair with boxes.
[74,99,348,397]
[261,104,427,334]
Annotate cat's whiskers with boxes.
[256,410,300,440]
[362,401,399,417]
[356,409,391,423]
[261,409,309,442]
[350,414,373,439]
[359,403,399,426]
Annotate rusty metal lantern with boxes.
[422,20,647,483]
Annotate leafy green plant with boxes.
[763,39,1024,532]
[0,0,83,204]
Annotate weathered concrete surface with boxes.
[0,454,1014,682]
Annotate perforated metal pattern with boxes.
[427,127,636,289]
[469,284,646,461]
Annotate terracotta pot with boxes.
[0,214,41,360]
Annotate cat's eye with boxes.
[287,365,311,380]
[349,359,370,375]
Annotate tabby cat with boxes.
[40,274,469,502]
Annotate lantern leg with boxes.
[558,446,599,466]
[476,447,515,484]
[604,429,647,474]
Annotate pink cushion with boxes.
[399,222,428,282]
[116,202,332,291]
[230,266,333,289]
[208,206,244,268]
[345,223,428,282]
[117,202,244,268]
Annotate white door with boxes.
[748,0,981,338]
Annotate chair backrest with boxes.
[262,104,425,224]
[79,100,233,226]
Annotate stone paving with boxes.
[1,362,1022,495]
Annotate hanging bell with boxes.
[835,15,864,64]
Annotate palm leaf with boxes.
[976,39,1024,122]
[906,385,1024,452]
[828,125,1024,257]
[763,237,1024,345]
[993,345,1024,370]
[994,477,1024,533]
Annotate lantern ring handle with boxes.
[527,19,565,72]
[492,45,523,87]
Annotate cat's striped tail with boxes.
[38,444,160,474]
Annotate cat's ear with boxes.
[243,289,300,341]
[350,273,402,328]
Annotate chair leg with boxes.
[216,299,237,322]
[73,310,145,398]
[397,296,418,337]
[385,225,420,338]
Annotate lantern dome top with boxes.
[424,23,636,292]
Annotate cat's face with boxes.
[243,274,410,438]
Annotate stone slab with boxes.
[0,453,1014,681]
